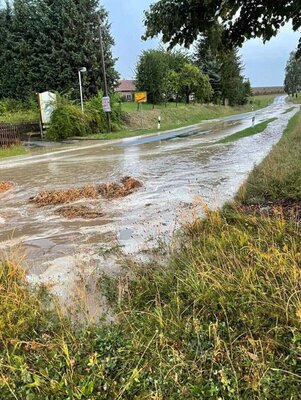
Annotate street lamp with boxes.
[78,67,87,113]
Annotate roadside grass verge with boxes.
[0,145,27,159]
[218,118,277,144]
[289,95,301,105]
[85,95,277,140]
[1,108,300,399]
[1,210,300,398]
[237,111,301,203]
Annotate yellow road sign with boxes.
[135,92,147,103]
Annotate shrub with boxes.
[85,92,108,133]
[46,95,91,141]
[47,93,124,140]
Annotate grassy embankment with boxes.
[218,118,277,143]
[92,94,277,140]
[0,115,300,397]
[289,95,301,105]
[0,146,27,159]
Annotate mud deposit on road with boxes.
[0,97,298,320]
[55,205,104,219]
[0,181,14,193]
[30,177,142,206]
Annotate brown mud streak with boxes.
[239,200,301,221]
[29,177,143,207]
[55,205,103,219]
[0,182,14,193]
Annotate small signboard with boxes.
[38,91,56,125]
[135,92,147,103]
[102,96,111,113]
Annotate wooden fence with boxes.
[0,122,40,148]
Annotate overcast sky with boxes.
[102,0,301,87]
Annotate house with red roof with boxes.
[115,80,136,102]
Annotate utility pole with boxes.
[98,15,111,132]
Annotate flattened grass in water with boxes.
[282,107,295,114]
[218,118,277,144]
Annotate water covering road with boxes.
[0,96,298,315]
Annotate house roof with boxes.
[116,80,136,92]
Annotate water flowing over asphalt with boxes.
[0,96,299,316]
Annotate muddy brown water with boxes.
[0,96,298,317]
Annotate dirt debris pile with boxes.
[0,182,14,193]
[97,176,143,199]
[55,205,103,219]
[29,177,143,207]
[30,185,99,206]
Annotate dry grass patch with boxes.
[97,176,143,199]
[55,205,103,219]
[0,181,14,193]
[30,177,143,206]
[30,185,99,206]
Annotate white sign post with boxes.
[102,96,111,113]
[38,91,56,137]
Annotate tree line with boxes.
[136,36,251,106]
[0,0,118,101]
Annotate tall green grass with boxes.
[237,111,301,203]
[0,98,39,123]
[1,209,300,398]
[0,145,27,159]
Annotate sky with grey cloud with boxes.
[102,0,301,87]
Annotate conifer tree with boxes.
[0,0,118,100]
[195,34,250,106]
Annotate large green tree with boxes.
[136,49,189,104]
[284,52,301,97]
[195,34,250,106]
[0,0,118,100]
[178,63,212,104]
[144,1,301,55]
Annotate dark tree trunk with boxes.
[186,91,190,104]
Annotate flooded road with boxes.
[0,96,298,315]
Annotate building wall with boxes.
[117,91,134,102]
